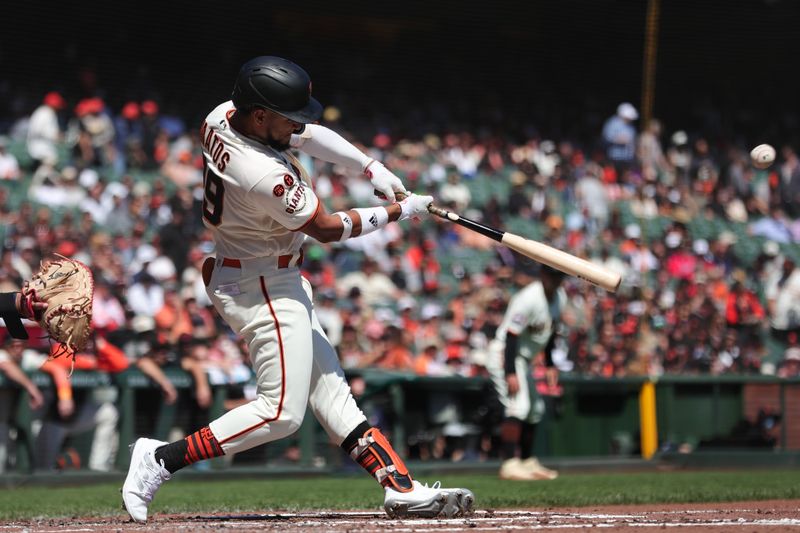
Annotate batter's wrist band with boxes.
[352,206,389,236]
[334,211,354,241]
[363,159,379,177]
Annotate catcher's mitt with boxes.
[22,255,94,358]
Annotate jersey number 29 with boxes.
[202,160,225,226]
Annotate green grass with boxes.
[1,471,799,520]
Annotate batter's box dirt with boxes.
[3,501,800,532]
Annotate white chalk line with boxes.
[218,515,800,531]
[1,509,799,531]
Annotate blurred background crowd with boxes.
[2,89,800,391]
[2,0,800,471]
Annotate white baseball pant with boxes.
[204,254,366,453]
[485,339,545,424]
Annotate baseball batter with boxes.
[122,56,473,522]
[486,264,565,481]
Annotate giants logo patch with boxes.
[284,183,308,214]
[273,184,285,197]
[284,174,295,187]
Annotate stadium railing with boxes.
[1,369,799,473]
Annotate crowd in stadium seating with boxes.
[0,93,800,375]
[1,91,800,469]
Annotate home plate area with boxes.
[3,501,800,532]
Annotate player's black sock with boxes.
[155,426,224,473]
[341,420,371,453]
[500,418,522,460]
[519,422,537,460]
[154,442,187,474]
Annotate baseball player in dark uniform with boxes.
[122,56,473,522]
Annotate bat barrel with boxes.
[502,233,622,292]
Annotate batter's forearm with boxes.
[308,205,402,243]
[304,192,426,243]
[337,205,402,238]
[290,124,370,172]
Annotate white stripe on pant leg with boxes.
[307,308,366,446]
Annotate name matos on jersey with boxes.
[200,119,231,173]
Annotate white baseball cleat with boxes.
[384,480,475,519]
[522,457,559,480]
[121,438,171,522]
[499,457,533,480]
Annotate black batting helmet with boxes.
[231,56,323,124]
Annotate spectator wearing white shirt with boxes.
[765,258,800,340]
[26,92,64,169]
[338,257,399,308]
[80,181,114,226]
[438,170,471,212]
[0,137,20,180]
[127,272,165,317]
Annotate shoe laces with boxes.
[135,455,169,500]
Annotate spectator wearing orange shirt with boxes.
[413,340,448,377]
[362,325,414,371]
[155,289,193,345]
[726,281,765,344]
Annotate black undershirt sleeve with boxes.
[0,292,28,339]
[504,332,519,376]
[543,331,556,368]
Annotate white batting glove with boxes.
[398,193,433,221]
[365,160,407,203]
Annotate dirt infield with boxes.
[3,500,799,532]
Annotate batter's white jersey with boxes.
[199,101,320,259]
[199,102,367,455]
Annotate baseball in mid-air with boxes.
[750,143,776,169]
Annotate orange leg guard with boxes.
[347,427,414,493]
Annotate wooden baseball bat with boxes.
[382,190,622,292]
